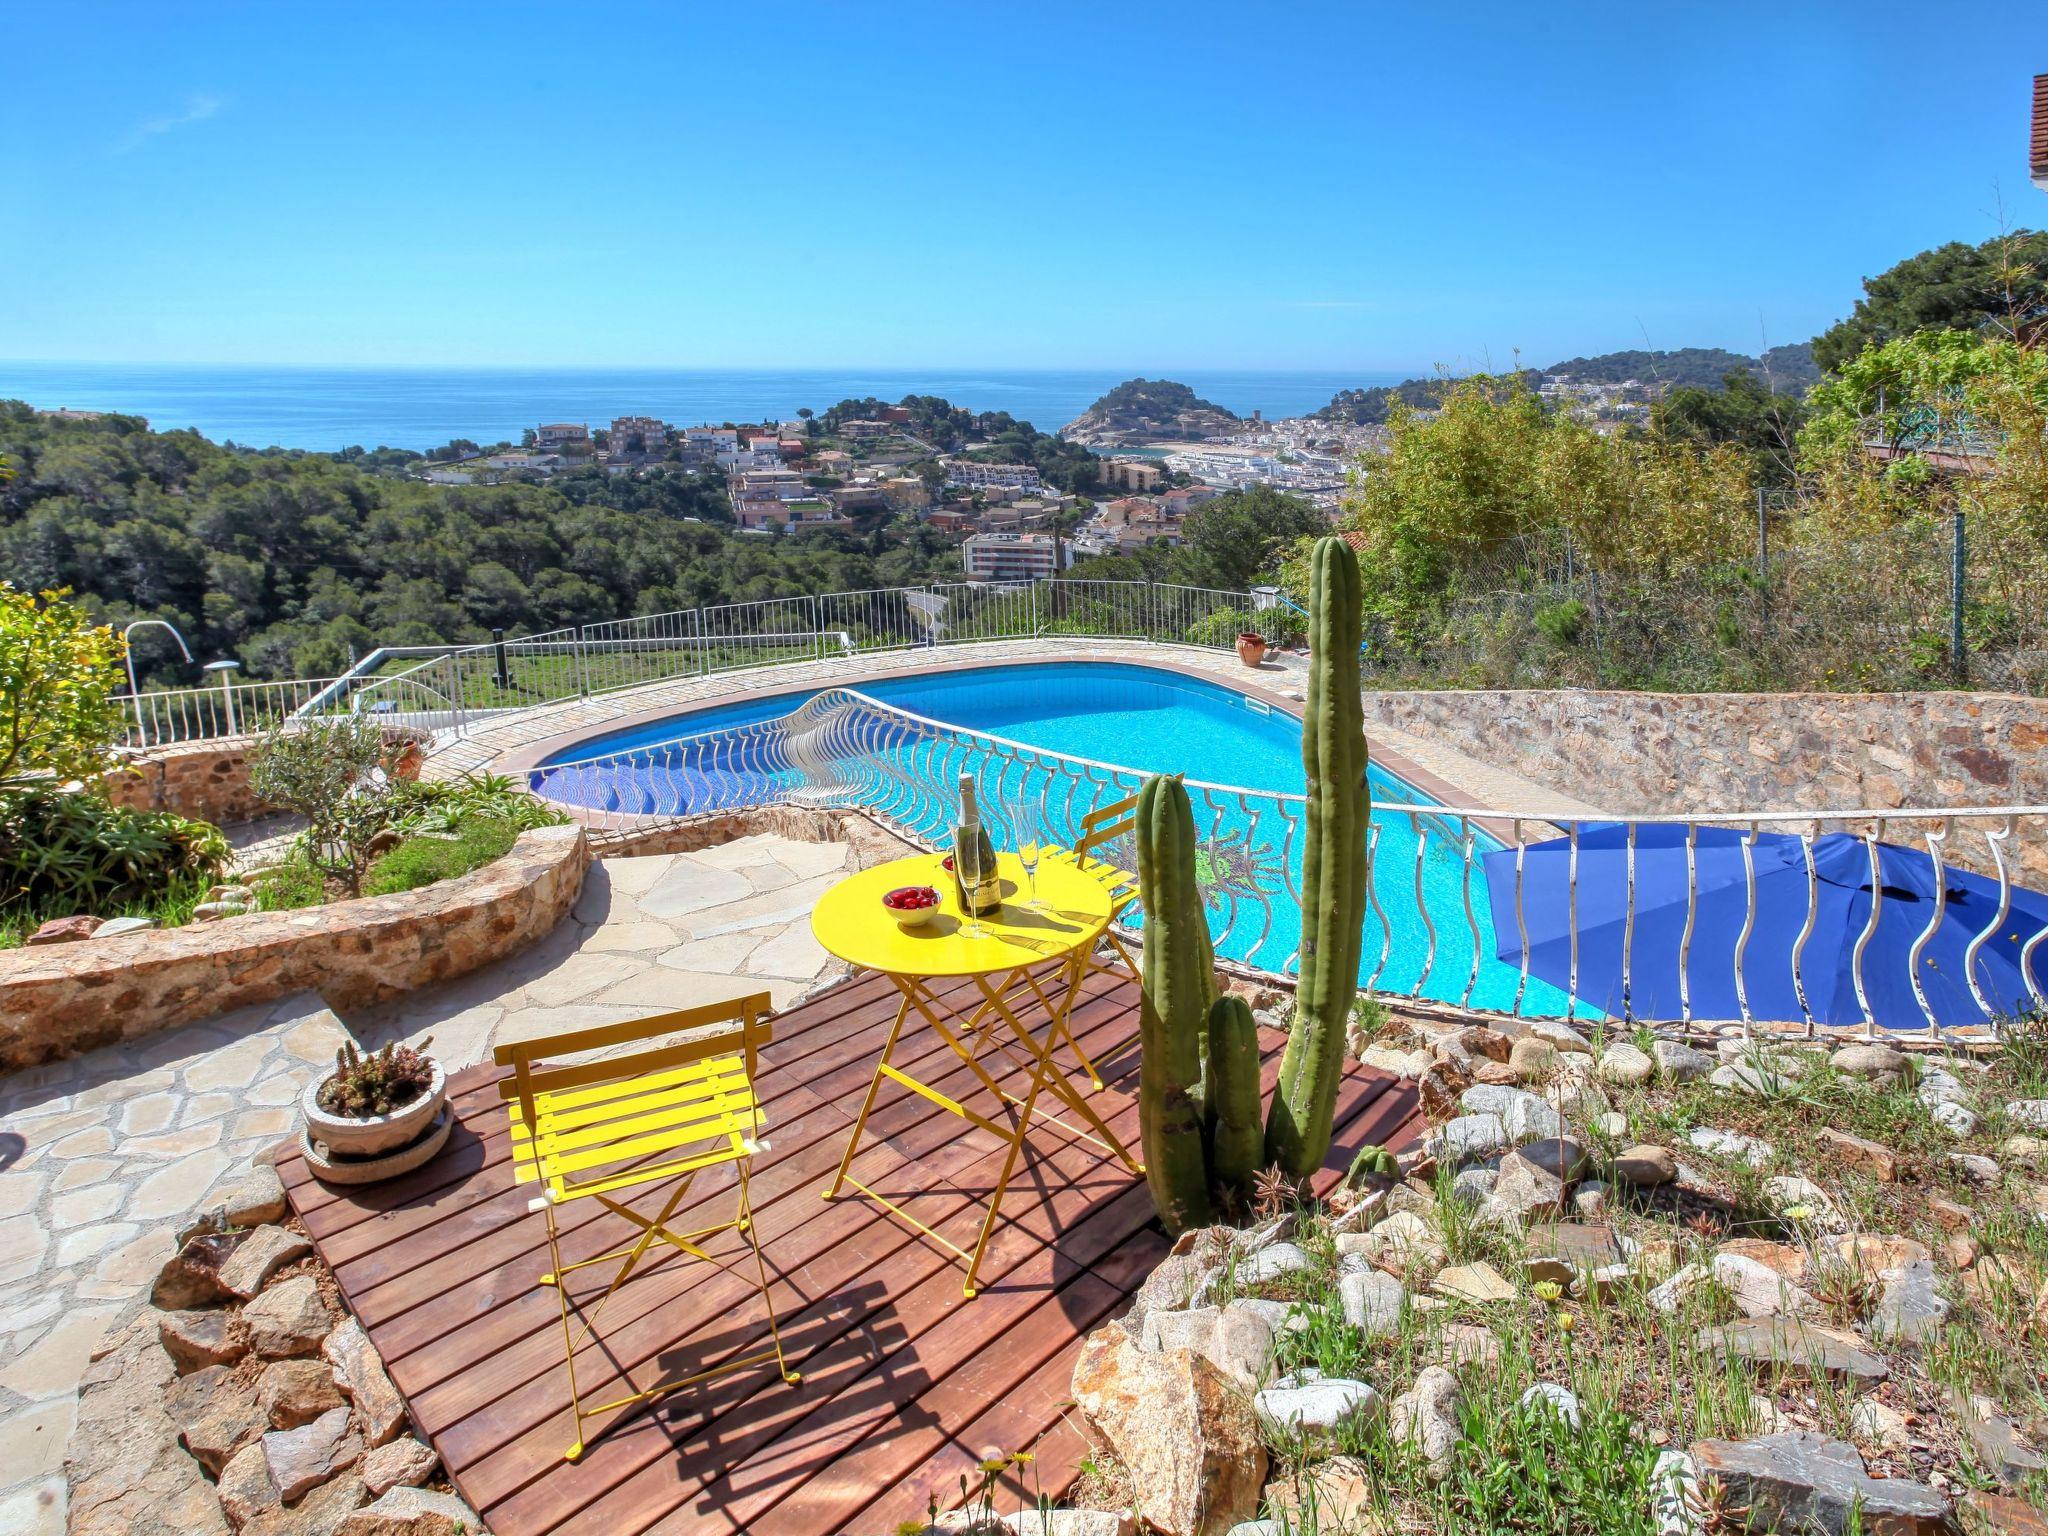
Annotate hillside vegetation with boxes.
[1063,378,1242,447]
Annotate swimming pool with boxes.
[532,660,1582,1015]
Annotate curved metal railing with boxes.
[529,686,2048,1039]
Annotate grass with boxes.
[0,870,214,949]
[363,816,519,896]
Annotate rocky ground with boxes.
[1043,1010,2048,1535]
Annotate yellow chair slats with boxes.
[493,991,799,1461]
[1040,792,1143,1082]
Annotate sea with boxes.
[0,363,1409,454]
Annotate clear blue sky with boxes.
[3,1,2043,371]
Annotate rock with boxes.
[1452,1026,1514,1064]
[1651,1450,1700,1536]
[1592,1110,1630,1138]
[195,900,249,920]
[1935,1100,1981,1136]
[153,1224,253,1310]
[1960,1490,2048,1536]
[64,1308,232,1536]
[1120,1239,1227,1339]
[1518,1136,1590,1181]
[1697,1319,1889,1384]
[1931,1195,1977,1231]
[1999,1134,2047,1164]
[1472,1059,1519,1086]
[1486,1152,1564,1225]
[1817,1127,1900,1182]
[1526,1019,1593,1055]
[1071,1324,1265,1535]
[263,1405,362,1503]
[1362,1044,1432,1079]
[1716,1239,1807,1281]
[1747,1392,1797,1435]
[1954,1393,2047,1488]
[243,1275,334,1359]
[1686,1126,1772,1168]
[1714,1053,1810,1096]
[1598,1042,1655,1086]
[1649,1263,1711,1316]
[1388,1365,1461,1480]
[1340,1211,1443,1277]
[359,1438,439,1499]
[1849,1397,1912,1453]
[1224,1298,1308,1337]
[91,913,158,937]
[1386,1182,1435,1217]
[1950,1152,2001,1185]
[1917,1067,1971,1107]
[1674,1160,1738,1208]
[1690,1432,1951,1535]
[1518,1382,1582,1428]
[1508,1037,1560,1082]
[1449,1166,1498,1205]
[1820,1232,1932,1276]
[1763,1175,1847,1231]
[1614,1144,1678,1186]
[1253,1371,1385,1449]
[222,1166,290,1228]
[259,1357,348,1429]
[1831,1043,1908,1082]
[1871,1260,1949,1344]
[1231,1240,1313,1289]
[27,913,102,944]
[1713,1253,1818,1318]
[1338,1269,1405,1339]
[2006,1100,2048,1130]
[1417,1060,1471,1121]
[1633,1238,1685,1284]
[219,1439,282,1530]
[1572,1179,1612,1218]
[1431,1322,1500,1368]
[1654,1041,1716,1082]
[1527,1222,1624,1276]
[1459,1085,1563,1143]
[1433,1262,1515,1304]
[219,1224,314,1300]
[1425,1112,1509,1166]
[160,1307,248,1373]
[1945,1231,1980,1270]
[242,1473,366,1536]
[333,1488,479,1536]
[1140,1306,1274,1393]
[1004,1513,1133,1536]
[169,1363,268,1475]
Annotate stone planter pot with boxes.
[301,1059,447,1162]
[1236,631,1269,668]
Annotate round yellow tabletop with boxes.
[811,852,1111,978]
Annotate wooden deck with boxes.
[279,968,1420,1536]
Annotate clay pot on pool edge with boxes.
[1236,631,1269,667]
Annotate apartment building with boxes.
[946,461,1044,493]
[963,532,1068,581]
[610,415,670,455]
[533,423,590,450]
[1098,456,1163,493]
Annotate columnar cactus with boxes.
[1135,773,1217,1232]
[1205,994,1263,1193]
[1265,535,1371,1178]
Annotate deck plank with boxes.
[282,968,1420,1536]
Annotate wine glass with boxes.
[1007,784,1044,909]
[955,833,990,941]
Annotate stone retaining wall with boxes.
[1361,688,2048,880]
[103,738,272,827]
[0,824,590,1072]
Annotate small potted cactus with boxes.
[1235,630,1269,668]
[300,1037,449,1183]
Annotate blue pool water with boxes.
[535,660,1582,1015]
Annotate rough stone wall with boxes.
[0,824,589,1072]
[595,804,918,869]
[1360,688,2048,881]
[103,739,273,826]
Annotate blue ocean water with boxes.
[0,362,1409,453]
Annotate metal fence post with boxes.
[1951,509,1967,683]
[575,626,590,699]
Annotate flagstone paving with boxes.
[0,833,851,1534]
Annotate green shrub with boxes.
[362,816,519,897]
[0,584,129,791]
[0,788,228,917]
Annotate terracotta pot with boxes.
[1236,631,1269,668]
[301,1059,447,1163]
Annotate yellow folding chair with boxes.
[1040,791,1143,1086]
[494,993,800,1462]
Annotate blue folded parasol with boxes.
[1482,824,2048,1030]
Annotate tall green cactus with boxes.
[1205,994,1263,1192]
[1265,535,1371,1178]
[1135,774,1216,1233]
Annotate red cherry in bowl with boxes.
[883,885,941,926]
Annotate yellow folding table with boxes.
[811,851,1144,1298]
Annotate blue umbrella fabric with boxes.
[1482,824,2048,1030]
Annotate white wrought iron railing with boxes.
[525,686,2048,1041]
[113,578,1302,745]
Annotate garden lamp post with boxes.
[202,659,243,738]
[121,619,194,749]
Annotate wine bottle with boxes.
[952,774,1002,917]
